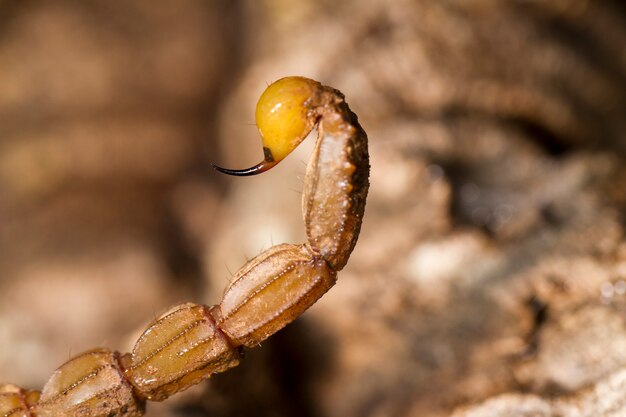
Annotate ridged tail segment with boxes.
[303,87,369,272]
[0,384,40,417]
[211,243,337,348]
[123,303,241,402]
[33,349,144,417]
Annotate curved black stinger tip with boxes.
[210,160,278,177]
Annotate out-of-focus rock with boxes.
[207,1,626,417]
[452,368,626,417]
[2,1,626,416]
[0,0,237,391]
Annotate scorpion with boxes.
[0,76,370,416]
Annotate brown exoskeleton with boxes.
[0,76,369,416]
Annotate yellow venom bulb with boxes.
[213,76,322,176]
[255,76,321,163]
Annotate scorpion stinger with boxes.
[210,160,277,176]
[212,76,325,176]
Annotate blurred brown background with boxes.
[1,1,626,416]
